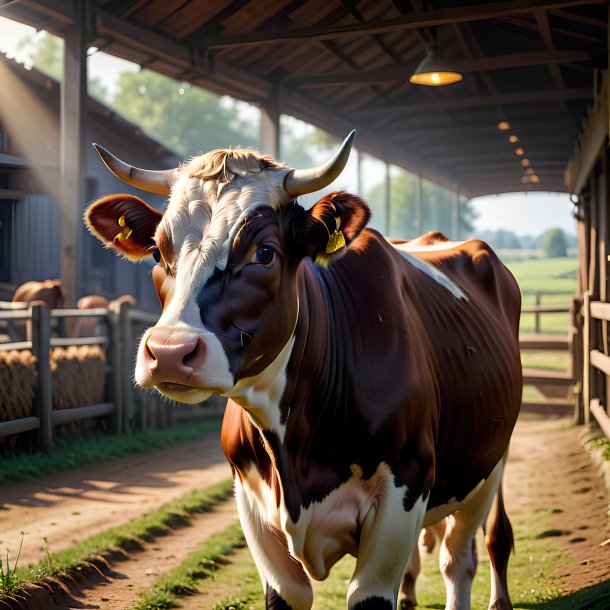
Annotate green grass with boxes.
[504,258,577,335]
[0,417,221,483]
[133,522,245,610]
[0,479,234,604]
[141,507,605,609]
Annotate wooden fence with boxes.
[0,301,221,451]
[582,291,610,439]
[520,293,579,417]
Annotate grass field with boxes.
[505,257,577,335]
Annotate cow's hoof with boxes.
[488,599,513,610]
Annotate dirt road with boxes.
[0,434,231,566]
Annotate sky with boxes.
[0,16,577,237]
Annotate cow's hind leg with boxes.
[439,459,508,610]
[235,479,313,610]
[485,485,513,610]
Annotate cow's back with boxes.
[394,232,522,510]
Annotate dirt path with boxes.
[62,498,238,610]
[503,414,610,592]
[3,414,609,609]
[0,433,231,566]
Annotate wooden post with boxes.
[260,92,280,159]
[31,303,52,450]
[583,290,592,426]
[570,297,584,424]
[119,301,136,430]
[384,163,391,236]
[451,189,459,240]
[107,301,123,435]
[415,174,422,236]
[357,149,363,197]
[60,0,88,305]
[535,291,542,334]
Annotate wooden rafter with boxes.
[198,0,606,48]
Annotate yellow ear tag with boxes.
[326,229,346,254]
[113,215,133,241]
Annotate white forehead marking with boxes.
[393,241,468,301]
[156,150,292,326]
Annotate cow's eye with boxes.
[251,246,275,265]
[152,249,161,263]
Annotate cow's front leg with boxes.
[235,478,313,610]
[348,486,428,610]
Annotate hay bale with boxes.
[0,349,36,423]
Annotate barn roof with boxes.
[2,0,607,197]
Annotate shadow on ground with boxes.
[518,579,610,609]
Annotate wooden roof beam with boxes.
[354,87,592,116]
[201,0,606,48]
[535,9,565,91]
[287,49,595,87]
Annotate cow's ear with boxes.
[84,194,162,261]
[302,191,371,265]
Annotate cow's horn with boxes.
[93,143,177,196]
[284,130,356,197]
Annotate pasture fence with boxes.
[0,301,221,451]
[519,291,579,418]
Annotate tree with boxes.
[112,71,258,156]
[18,31,108,102]
[478,229,522,250]
[540,228,568,258]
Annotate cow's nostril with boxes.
[145,339,157,363]
[183,338,205,368]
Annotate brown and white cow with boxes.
[84,133,521,610]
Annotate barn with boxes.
[0,51,179,307]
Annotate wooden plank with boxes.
[590,349,610,376]
[583,291,592,425]
[590,398,610,440]
[51,307,108,318]
[0,310,32,320]
[0,416,40,438]
[51,334,108,347]
[521,400,574,416]
[202,0,606,48]
[522,368,573,385]
[519,334,570,350]
[0,341,33,352]
[521,306,570,314]
[590,299,610,321]
[51,403,114,425]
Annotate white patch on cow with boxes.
[224,336,295,434]
[422,478,487,527]
[235,474,313,610]
[347,473,427,608]
[400,239,465,252]
[280,461,424,595]
[156,161,291,328]
[393,243,468,301]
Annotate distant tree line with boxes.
[478,227,575,258]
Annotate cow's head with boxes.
[84,132,369,417]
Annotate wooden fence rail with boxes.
[0,301,222,450]
[582,290,610,440]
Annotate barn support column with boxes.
[60,0,88,306]
[451,189,459,239]
[260,94,280,159]
[415,174,423,236]
[384,163,391,236]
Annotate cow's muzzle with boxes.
[138,327,205,386]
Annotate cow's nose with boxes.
[139,328,206,388]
